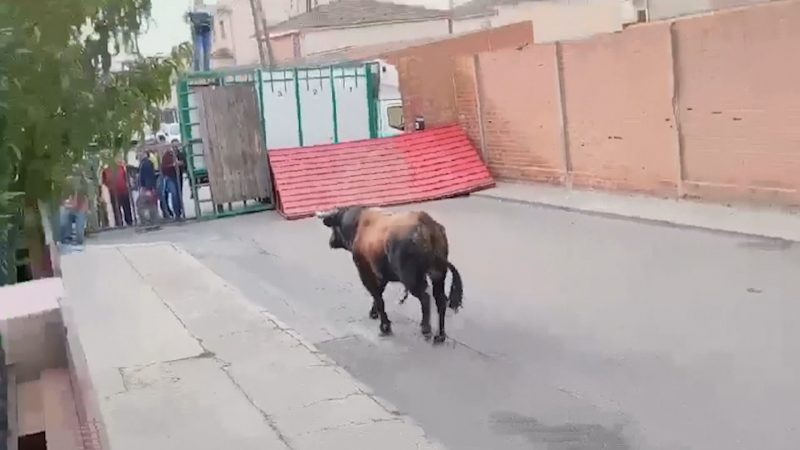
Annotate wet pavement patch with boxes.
[490,411,630,450]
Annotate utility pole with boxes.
[248,0,276,69]
[261,16,277,69]
[248,0,268,68]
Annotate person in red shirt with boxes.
[101,161,133,226]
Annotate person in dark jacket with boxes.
[138,152,158,191]
[137,153,160,227]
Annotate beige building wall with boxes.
[302,19,450,55]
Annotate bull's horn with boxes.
[315,210,335,219]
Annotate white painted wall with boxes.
[374,0,474,9]
[373,0,451,10]
[262,0,333,24]
[452,0,624,42]
[648,0,717,20]
[451,16,494,34]
[302,19,451,55]
[647,0,769,21]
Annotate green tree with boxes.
[0,0,192,283]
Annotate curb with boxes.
[472,191,799,243]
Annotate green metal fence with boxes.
[176,62,379,221]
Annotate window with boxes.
[387,106,404,131]
[219,20,226,40]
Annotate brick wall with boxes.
[396,56,460,131]
[476,44,565,183]
[560,23,678,195]
[452,56,482,152]
[421,1,800,207]
[675,1,800,204]
[270,34,297,63]
[392,22,534,132]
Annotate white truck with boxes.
[373,60,405,139]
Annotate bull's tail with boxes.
[399,261,462,310]
[445,261,464,312]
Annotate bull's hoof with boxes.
[369,309,380,320]
[379,322,392,335]
[421,323,432,338]
[433,334,446,345]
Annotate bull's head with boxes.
[316,208,349,250]
[315,206,364,251]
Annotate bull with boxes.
[316,206,463,344]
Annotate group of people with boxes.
[136,145,186,224]
[58,143,188,250]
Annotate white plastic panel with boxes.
[261,70,300,150]
[186,89,206,170]
[333,66,371,143]
[297,68,335,146]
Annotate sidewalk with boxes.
[474,182,800,242]
[59,243,446,450]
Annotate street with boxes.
[92,196,800,450]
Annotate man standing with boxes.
[137,153,161,229]
[161,145,184,220]
[59,168,90,250]
[101,160,133,227]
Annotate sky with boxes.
[136,0,197,57]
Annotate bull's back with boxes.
[415,212,449,262]
[353,209,449,264]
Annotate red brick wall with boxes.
[560,23,678,195]
[675,1,800,204]
[396,56,460,131]
[402,2,800,207]
[394,22,534,132]
[270,34,298,63]
[477,44,565,183]
[452,56,482,152]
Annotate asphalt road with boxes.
[92,196,800,450]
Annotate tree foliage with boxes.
[0,0,193,283]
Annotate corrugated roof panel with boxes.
[270,125,495,219]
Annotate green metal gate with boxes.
[176,62,380,221]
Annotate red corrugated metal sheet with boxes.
[269,125,495,220]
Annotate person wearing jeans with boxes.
[59,171,90,248]
[161,147,183,220]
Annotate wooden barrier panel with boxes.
[195,84,272,205]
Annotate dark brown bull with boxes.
[316,206,463,344]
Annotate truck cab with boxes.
[374,60,405,138]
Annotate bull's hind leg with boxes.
[431,273,448,344]
[400,269,432,339]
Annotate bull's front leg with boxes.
[354,255,390,334]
